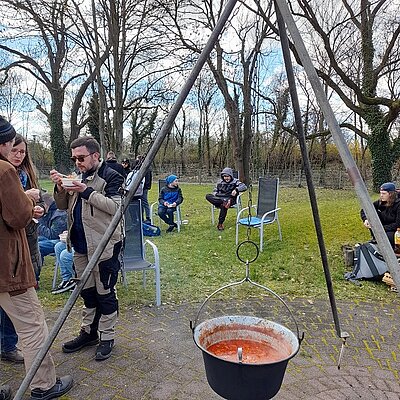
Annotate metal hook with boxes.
[337,334,348,369]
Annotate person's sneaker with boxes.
[223,199,232,209]
[51,279,77,295]
[62,330,99,353]
[217,223,224,231]
[29,375,73,400]
[166,225,175,233]
[95,339,114,361]
[1,349,24,363]
[143,219,151,225]
[0,384,11,400]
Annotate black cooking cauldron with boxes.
[193,315,299,400]
[191,240,303,400]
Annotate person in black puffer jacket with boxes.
[360,182,400,247]
[206,167,247,231]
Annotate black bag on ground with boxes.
[344,242,388,283]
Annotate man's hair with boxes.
[107,151,116,160]
[70,136,100,154]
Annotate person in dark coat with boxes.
[135,155,152,223]
[360,182,400,247]
[38,193,68,263]
[206,167,247,231]
[105,151,125,177]
[121,158,131,177]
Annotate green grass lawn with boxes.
[38,180,391,309]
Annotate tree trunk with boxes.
[364,105,392,190]
[49,89,69,173]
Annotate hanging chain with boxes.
[246,184,253,241]
[119,186,126,281]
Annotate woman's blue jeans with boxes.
[0,307,18,353]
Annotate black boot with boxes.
[62,330,99,353]
[95,339,114,361]
[0,385,11,400]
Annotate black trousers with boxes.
[206,194,236,224]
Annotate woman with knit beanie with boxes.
[0,116,73,399]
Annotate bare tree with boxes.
[0,0,99,171]
[253,0,400,190]
[156,0,276,183]
[191,71,220,175]
[68,0,183,156]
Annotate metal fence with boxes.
[38,164,372,190]
[151,165,372,189]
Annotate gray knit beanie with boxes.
[0,116,17,144]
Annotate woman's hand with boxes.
[25,188,40,202]
[33,205,45,219]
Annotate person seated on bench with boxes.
[206,167,247,231]
[38,193,67,264]
[360,182,400,248]
[158,175,183,233]
[52,238,76,295]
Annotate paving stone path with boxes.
[1,297,399,399]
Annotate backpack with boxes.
[344,242,388,283]
[142,222,161,237]
[125,170,144,197]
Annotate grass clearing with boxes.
[37,180,391,309]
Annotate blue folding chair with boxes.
[122,199,161,306]
[235,177,282,252]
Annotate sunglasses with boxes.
[70,153,94,163]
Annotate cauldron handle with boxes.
[246,278,304,343]
[190,277,247,333]
[191,240,304,343]
[190,273,304,344]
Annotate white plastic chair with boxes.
[150,179,182,232]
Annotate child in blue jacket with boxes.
[158,175,183,232]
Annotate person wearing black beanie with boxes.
[0,116,73,399]
[0,116,16,145]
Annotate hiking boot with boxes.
[51,279,77,295]
[223,199,232,209]
[0,385,11,400]
[95,339,114,361]
[29,375,73,400]
[166,224,175,233]
[1,349,24,363]
[62,330,99,353]
[217,223,224,231]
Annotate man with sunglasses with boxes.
[50,136,124,361]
